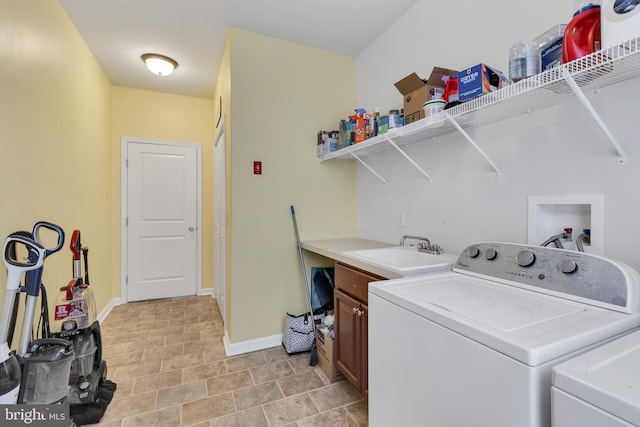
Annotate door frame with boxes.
[213,115,227,324]
[120,137,202,303]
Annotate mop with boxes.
[290,205,318,366]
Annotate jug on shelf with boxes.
[563,2,602,63]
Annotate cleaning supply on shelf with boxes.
[536,24,568,71]
[338,119,348,149]
[350,109,367,143]
[563,1,602,63]
[601,0,640,50]
[423,99,446,118]
[388,109,401,129]
[443,75,458,103]
[509,36,528,82]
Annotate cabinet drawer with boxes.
[335,262,384,304]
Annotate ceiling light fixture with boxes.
[141,53,178,76]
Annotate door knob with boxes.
[188,227,195,232]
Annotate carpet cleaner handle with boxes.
[3,236,46,290]
[32,221,65,257]
[0,236,46,344]
[70,229,82,281]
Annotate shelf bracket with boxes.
[445,112,502,177]
[563,72,628,165]
[383,135,432,181]
[349,151,388,184]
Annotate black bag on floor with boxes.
[282,312,323,354]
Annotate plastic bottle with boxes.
[509,37,528,82]
[388,109,400,129]
[563,0,601,63]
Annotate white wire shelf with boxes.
[321,36,640,182]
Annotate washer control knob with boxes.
[559,259,578,274]
[466,246,480,258]
[484,248,498,261]
[516,250,536,267]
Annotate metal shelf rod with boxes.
[349,151,388,184]
[563,71,628,165]
[383,135,432,181]
[446,112,502,177]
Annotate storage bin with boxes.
[316,326,343,382]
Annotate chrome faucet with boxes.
[400,235,432,252]
[541,232,570,249]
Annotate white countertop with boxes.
[301,238,402,279]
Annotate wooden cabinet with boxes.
[334,262,381,398]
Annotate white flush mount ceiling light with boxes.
[141,53,178,76]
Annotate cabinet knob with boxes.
[357,309,363,317]
[352,307,358,314]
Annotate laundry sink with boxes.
[342,246,456,276]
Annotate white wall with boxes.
[354,0,640,270]
[356,0,574,112]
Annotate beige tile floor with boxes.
[93,296,368,426]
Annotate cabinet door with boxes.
[335,289,362,390]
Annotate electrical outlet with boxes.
[398,211,406,227]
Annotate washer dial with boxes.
[516,250,536,267]
[466,246,480,258]
[485,248,498,260]
[559,259,578,274]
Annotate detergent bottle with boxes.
[563,0,602,63]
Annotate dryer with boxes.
[552,328,640,427]
[368,242,640,427]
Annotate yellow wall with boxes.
[0,1,357,350]
[110,87,215,298]
[226,28,357,343]
[0,1,112,322]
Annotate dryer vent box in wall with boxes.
[527,195,603,255]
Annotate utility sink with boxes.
[342,246,456,276]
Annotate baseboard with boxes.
[200,287,214,297]
[97,298,124,323]
[223,330,283,357]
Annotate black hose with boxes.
[83,247,90,285]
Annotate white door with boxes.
[214,117,227,322]
[123,139,200,302]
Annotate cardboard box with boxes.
[316,327,343,382]
[394,67,457,125]
[457,64,507,102]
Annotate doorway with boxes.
[213,116,227,323]
[121,138,201,302]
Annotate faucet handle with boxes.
[431,244,442,255]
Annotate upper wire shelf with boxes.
[321,37,640,173]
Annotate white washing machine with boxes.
[552,328,640,427]
[368,242,640,427]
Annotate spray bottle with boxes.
[350,108,367,143]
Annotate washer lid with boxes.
[369,273,639,366]
[553,328,640,426]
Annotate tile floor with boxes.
[93,295,368,426]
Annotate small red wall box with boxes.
[253,161,262,175]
